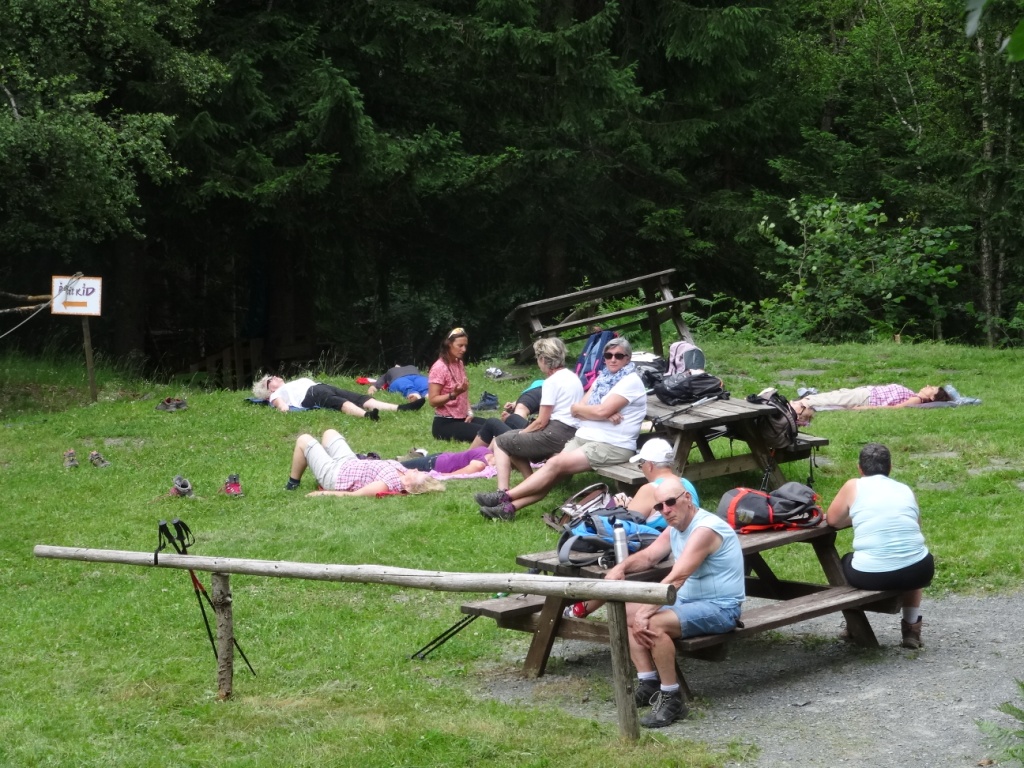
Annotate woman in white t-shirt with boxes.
[486,338,584,489]
[474,337,647,521]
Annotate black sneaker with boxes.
[479,503,515,521]
[285,478,301,491]
[640,690,687,728]
[634,678,661,708]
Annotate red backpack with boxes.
[716,482,823,533]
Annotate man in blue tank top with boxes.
[604,478,745,728]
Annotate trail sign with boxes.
[51,275,102,316]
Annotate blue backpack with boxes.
[556,508,664,566]
[574,330,618,391]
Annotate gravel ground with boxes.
[477,590,1024,767]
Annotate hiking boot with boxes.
[221,474,244,496]
[285,478,301,491]
[633,677,661,708]
[88,450,111,468]
[474,489,509,507]
[364,408,380,421]
[901,619,923,649]
[640,690,687,728]
[170,476,194,497]
[472,391,499,411]
[479,502,516,521]
[63,449,79,468]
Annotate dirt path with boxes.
[479,590,1024,766]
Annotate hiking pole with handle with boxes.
[650,392,727,429]
[156,519,256,676]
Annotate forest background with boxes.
[3,0,1024,373]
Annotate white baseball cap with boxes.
[629,438,675,464]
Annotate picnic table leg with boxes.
[731,422,786,490]
[522,596,570,678]
[606,600,641,741]
[810,533,881,648]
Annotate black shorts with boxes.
[303,384,370,410]
[841,552,934,591]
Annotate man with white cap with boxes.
[616,437,700,526]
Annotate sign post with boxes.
[51,275,103,403]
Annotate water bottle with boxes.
[612,522,629,564]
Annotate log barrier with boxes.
[34,545,676,742]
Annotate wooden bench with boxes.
[675,585,901,660]
[505,269,693,361]
[596,433,829,489]
[461,576,900,668]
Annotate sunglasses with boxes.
[603,352,628,360]
[652,491,688,514]
[447,327,466,339]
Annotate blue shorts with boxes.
[661,599,742,638]
[389,375,429,398]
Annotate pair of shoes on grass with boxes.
[63,449,110,468]
[156,397,188,412]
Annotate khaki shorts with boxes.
[304,434,357,490]
[560,436,635,468]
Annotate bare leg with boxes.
[365,397,399,412]
[340,402,366,417]
[290,434,316,481]
[494,443,513,490]
[903,588,923,609]
[468,434,488,450]
[509,454,534,480]
[626,604,681,685]
[506,449,592,512]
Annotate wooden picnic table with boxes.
[596,394,829,492]
[462,525,900,696]
[505,269,694,360]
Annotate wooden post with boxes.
[606,600,640,741]
[81,317,98,403]
[212,572,234,700]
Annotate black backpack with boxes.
[653,372,727,406]
[716,482,823,533]
[745,389,799,450]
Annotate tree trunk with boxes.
[975,34,997,348]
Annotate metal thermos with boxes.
[612,522,629,564]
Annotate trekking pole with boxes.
[159,519,257,676]
[651,393,724,428]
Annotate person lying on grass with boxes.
[366,365,429,402]
[252,375,425,420]
[398,445,495,476]
[791,383,951,425]
[285,429,445,496]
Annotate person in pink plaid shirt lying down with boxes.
[284,429,445,497]
[791,384,951,425]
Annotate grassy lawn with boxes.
[1,339,1022,767]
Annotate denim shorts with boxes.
[662,599,742,638]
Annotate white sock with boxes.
[638,671,658,682]
[903,607,922,624]
[660,683,680,694]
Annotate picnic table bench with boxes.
[505,269,694,361]
[461,525,901,696]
